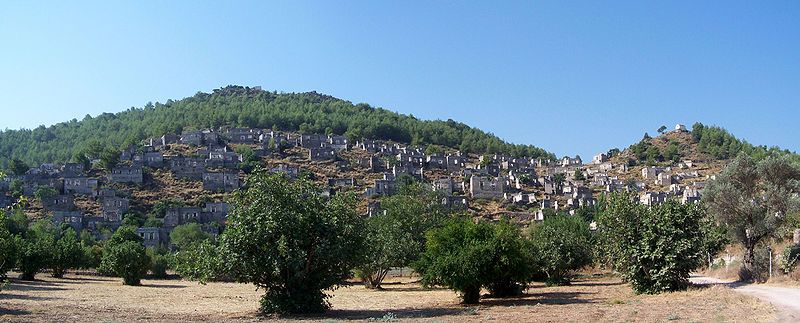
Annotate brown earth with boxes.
[0,273,776,322]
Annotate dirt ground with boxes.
[0,273,777,322]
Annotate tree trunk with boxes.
[462,286,481,304]
[52,268,65,278]
[741,244,757,282]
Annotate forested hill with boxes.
[0,85,555,167]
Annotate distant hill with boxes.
[0,85,555,168]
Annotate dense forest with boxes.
[0,86,555,168]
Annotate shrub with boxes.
[529,214,593,286]
[782,245,800,274]
[215,172,365,314]
[597,193,708,294]
[414,218,532,304]
[99,226,143,275]
[147,248,171,279]
[51,227,83,278]
[105,241,150,285]
[169,223,211,251]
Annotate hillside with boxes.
[0,85,555,168]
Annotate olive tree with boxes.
[105,241,151,285]
[414,218,532,304]
[356,183,447,289]
[703,154,800,281]
[218,171,365,314]
[50,226,83,278]
[529,214,593,286]
[597,193,709,294]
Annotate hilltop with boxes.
[0,85,554,168]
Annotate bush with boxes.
[414,218,532,304]
[0,213,22,290]
[782,245,800,274]
[17,220,57,281]
[214,172,365,314]
[105,241,150,285]
[51,227,83,278]
[597,193,708,294]
[169,223,211,251]
[529,214,593,286]
[147,248,171,279]
[99,226,143,276]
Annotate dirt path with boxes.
[691,275,800,321]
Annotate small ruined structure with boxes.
[469,175,505,200]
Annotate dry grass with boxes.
[0,274,777,322]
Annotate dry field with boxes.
[0,273,777,322]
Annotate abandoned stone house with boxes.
[674,124,688,132]
[119,145,138,161]
[328,178,355,188]
[137,227,163,248]
[593,153,608,164]
[446,155,466,171]
[202,172,240,192]
[655,172,673,186]
[109,165,143,184]
[202,202,229,224]
[53,211,84,233]
[102,196,130,222]
[226,128,259,144]
[206,150,242,168]
[43,195,75,212]
[508,192,536,205]
[64,177,98,196]
[640,192,668,206]
[561,156,583,167]
[367,201,385,217]
[328,135,348,151]
[160,134,180,146]
[442,195,469,210]
[357,156,382,172]
[392,163,424,179]
[682,188,702,204]
[269,164,299,179]
[426,155,447,170]
[181,130,204,146]
[143,152,164,168]
[356,139,379,152]
[164,207,203,229]
[62,163,86,178]
[299,134,327,148]
[169,157,207,179]
[309,147,337,161]
[432,177,456,196]
[641,166,664,180]
[478,163,501,177]
[368,178,396,196]
[469,175,505,200]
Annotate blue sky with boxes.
[1,1,798,159]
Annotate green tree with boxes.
[147,247,171,279]
[34,186,58,205]
[51,227,83,278]
[703,154,800,281]
[99,147,120,170]
[169,223,211,251]
[0,211,22,290]
[529,214,593,285]
[99,226,144,275]
[573,169,585,181]
[414,218,532,304]
[597,193,708,294]
[8,157,29,176]
[356,184,447,289]
[215,171,365,314]
[105,241,151,285]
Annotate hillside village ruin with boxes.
[0,123,714,248]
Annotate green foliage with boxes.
[528,215,593,285]
[215,171,366,314]
[169,223,211,251]
[597,193,708,294]
[147,247,171,279]
[356,184,448,289]
[17,220,57,280]
[172,239,225,282]
[0,86,555,169]
[703,154,800,281]
[414,218,532,304]
[51,227,83,278]
[8,157,29,176]
[99,147,120,170]
[782,245,800,274]
[150,199,185,218]
[99,226,144,275]
[143,216,162,228]
[692,122,798,161]
[34,186,58,204]
[0,211,22,289]
[105,241,150,285]
[573,169,585,181]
